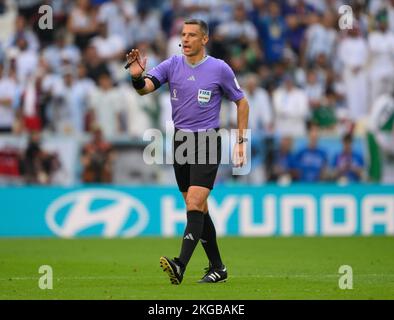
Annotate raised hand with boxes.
[125,49,147,79]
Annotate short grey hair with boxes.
[184,19,209,36]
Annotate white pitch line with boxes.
[1,274,394,281]
[232,274,394,278]
[0,276,133,281]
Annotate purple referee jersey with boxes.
[147,55,244,131]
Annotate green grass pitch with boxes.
[0,237,393,300]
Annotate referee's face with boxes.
[181,24,208,57]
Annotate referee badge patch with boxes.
[198,89,212,105]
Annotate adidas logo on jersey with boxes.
[184,233,194,240]
[187,75,196,81]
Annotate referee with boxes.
[126,19,249,284]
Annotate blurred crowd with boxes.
[0,0,394,185]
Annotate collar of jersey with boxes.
[183,55,210,68]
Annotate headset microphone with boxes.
[179,43,182,47]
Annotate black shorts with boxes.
[173,128,221,192]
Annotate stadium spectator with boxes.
[166,17,184,58]
[10,34,38,85]
[47,0,72,30]
[367,91,394,183]
[81,126,114,183]
[74,63,96,131]
[249,0,267,28]
[307,52,330,91]
[38,57,64,131]
[216,2,258,43]
[272,73,309,137]
[237,72,274,184]
[52,65,95,135]
[311,87,337,130]
[215,2,261,71]
[135,40,161,75]
[269,135,295,184]
[122,81,157,138]
[67,0,99,51]
[5,14,39,52]
[353,1,370,38]
[127,6,164,49]
[97,0,136,41]
[256,1,287,65]
[88,72,128,138]
[0,61,20,133]
[14,0,41,25]
[182,0,212,26]
[338,23,369,121]
[293,121,328,182]
[304,68,324,109]
[302,11,337,66]
[21,130,61,184]
[161,0,185,37]
[90,20,126,63]
[256,63,276,92]
[18,71,45,132]
[283,0,316,56]
[42,28,81,74]
[82,44,110,84]
[368,9,394,106]
[242,72,273,134]
[332,133,365,183]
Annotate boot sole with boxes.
[160,256,181,285]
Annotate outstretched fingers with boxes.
[126,49,146,72]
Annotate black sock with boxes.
[178,210,204,268]
[200,212,223,269]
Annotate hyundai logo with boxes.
[45,189,149,237]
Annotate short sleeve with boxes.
[220,61,245,102]
[146,56,172,86]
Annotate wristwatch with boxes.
[237,137,248,144]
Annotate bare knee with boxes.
[186,195,205,212]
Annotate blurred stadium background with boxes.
[0,0,394,299]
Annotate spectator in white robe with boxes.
[337,24,369,121]
[273,73,309,137]
[368,10,394,105]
